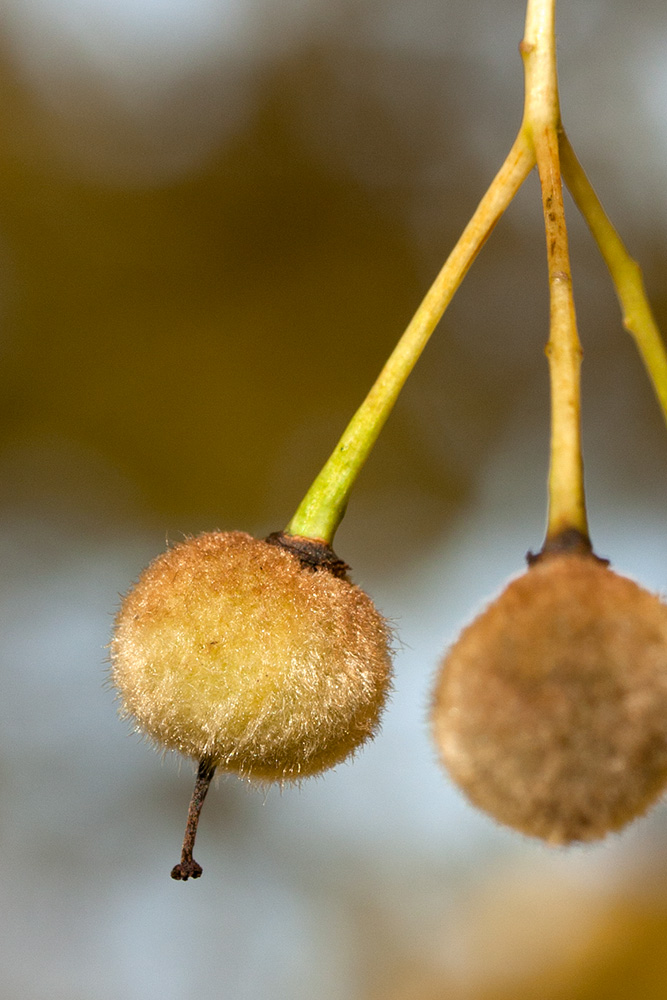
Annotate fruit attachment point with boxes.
[526,527,608,566]
[264,531,350,579]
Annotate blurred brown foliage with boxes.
[0,30,544,567]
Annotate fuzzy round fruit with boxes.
[432,554,667,844]
[111,531,392,781]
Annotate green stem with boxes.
[521,0,589,544]
[559,132,667,427]
[286,136,534,544]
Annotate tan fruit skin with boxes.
[432,554,667,844]
[111,531,392,782]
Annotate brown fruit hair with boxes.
[432,553,667,844]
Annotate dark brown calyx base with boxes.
[526,528,609,567]
[171,758,216,881]
[265,531,350,580]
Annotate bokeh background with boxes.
[2,0,667,997]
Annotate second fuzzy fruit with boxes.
[432,553,667,844]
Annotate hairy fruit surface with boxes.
[432,554,667,844]
[111,531,392,781]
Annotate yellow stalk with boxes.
[287,137,534,544]
[287,0,663,551]
[520,0,589,545]
[560,133,667,426]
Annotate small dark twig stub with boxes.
[265,531,350,579]
[527,527,609,567]
[171,757,217,881]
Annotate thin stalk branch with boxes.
[534,128,588,541]
[521,0,559,129]
[287,136,534,544]
[520,0,589,545]
[560,132,667,427]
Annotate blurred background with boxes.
[1,0,667,997]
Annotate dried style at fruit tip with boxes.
[432,551,667,845]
